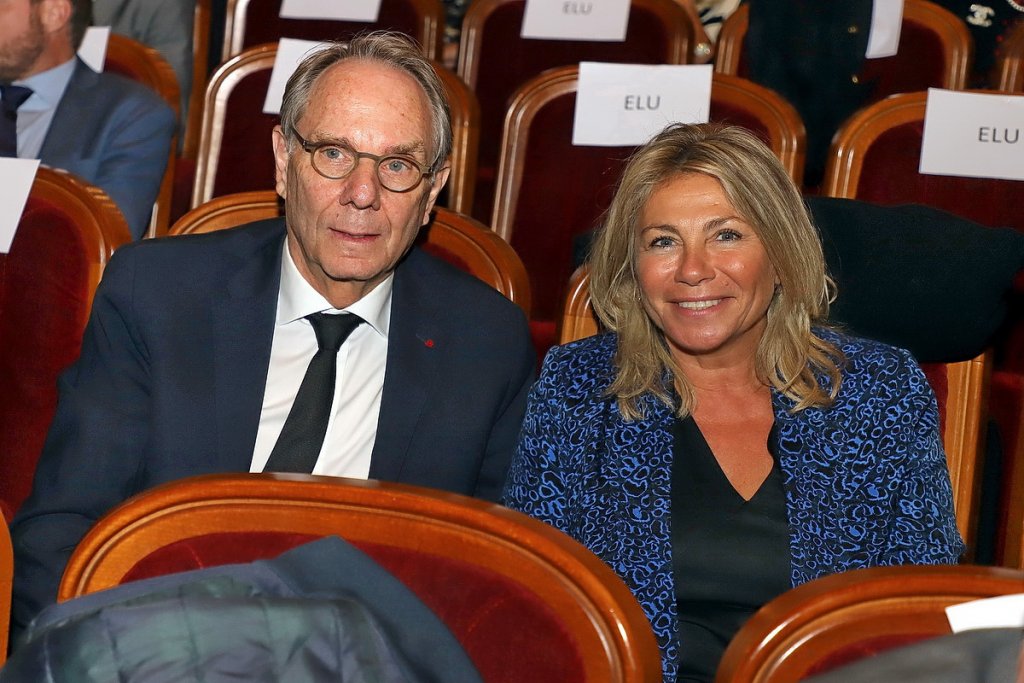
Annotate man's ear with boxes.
[420,165,451,225]
[38,0,73,35]
[272,126,290,199]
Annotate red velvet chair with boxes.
[715,0,972,95]
[714,564,1024,682]
[189,43,479,215]
[823,91,1021,230]
[171,192,530,314]
[221,0,444,61]
[456,0,695,223]
[103,34,181,237]
[560,267,991,555]
[493,66,808,357]
[0,168,132,522]
[59,473,661,683]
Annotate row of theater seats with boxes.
[0,468,1021,680]
[124,0,1024,232]
[1,168,1022,569]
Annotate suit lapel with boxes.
[369,250,441,482]
[210,222,285,470]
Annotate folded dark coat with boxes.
[3,536,482,683]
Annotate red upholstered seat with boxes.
[0,169,131,521]
[457,0,694,223]
[989,370,1024,569]
[59,474,661,683]
[222,0,444,61]
[835,116,1022,231]
[121,531,583,682]
[714,564,1024,682]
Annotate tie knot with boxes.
[1,85,33,114]
[308,312,363,353]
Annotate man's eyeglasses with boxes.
[293,131,432,193]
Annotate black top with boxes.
[670,416,793,682]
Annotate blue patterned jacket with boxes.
[503,330,964,682]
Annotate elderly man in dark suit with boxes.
[0,0,175,238]
[11,32,535,636]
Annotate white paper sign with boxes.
[573,62,712,147]
[0,158,42,254]
[866,0,904,58]
[280,0,381,22]
[946,594,1024,632]
[522,0,630,42]
[920,89,1024,182]
[78,26,111,73]
[263,38,331,115]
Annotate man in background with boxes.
[0,0,175,238]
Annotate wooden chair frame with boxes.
[191,44,477,214]
[171,192,530,313]
[0,523,10,663]
[456,0,694,91]
[104,34,181,237]
[492,67,808,239]
[221,0,444,61]
[997,22,1024,92]
[59,473,661,683]
[714,564,1024,683]
[714,0,972,91]
[28,168,132,315]
[435,67,480,215]
[182,0,212,162]
[559,268,990,549]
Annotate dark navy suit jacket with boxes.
[39,58,175,239]
[11,219,535,633]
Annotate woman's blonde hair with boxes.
[588,123,843,419]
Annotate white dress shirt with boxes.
[249,245,391,478]
[13,58,76,160]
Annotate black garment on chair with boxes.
[0,85,33,157]
[264,312,363,473]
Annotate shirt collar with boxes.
[277,238,392,339]
[15,57,76,113]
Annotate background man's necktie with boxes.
[0,85,33,158]
[263,312,364,473]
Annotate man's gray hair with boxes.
[278,31,452,173]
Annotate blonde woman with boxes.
[504,123,962,683]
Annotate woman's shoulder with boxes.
[537,333,618,391]
[814,327,926,395]
[816,327,917,367]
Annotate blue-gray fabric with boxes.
[5,536,482,683]
[802,628,1024,683]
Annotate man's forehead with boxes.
[299,60,433,152]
